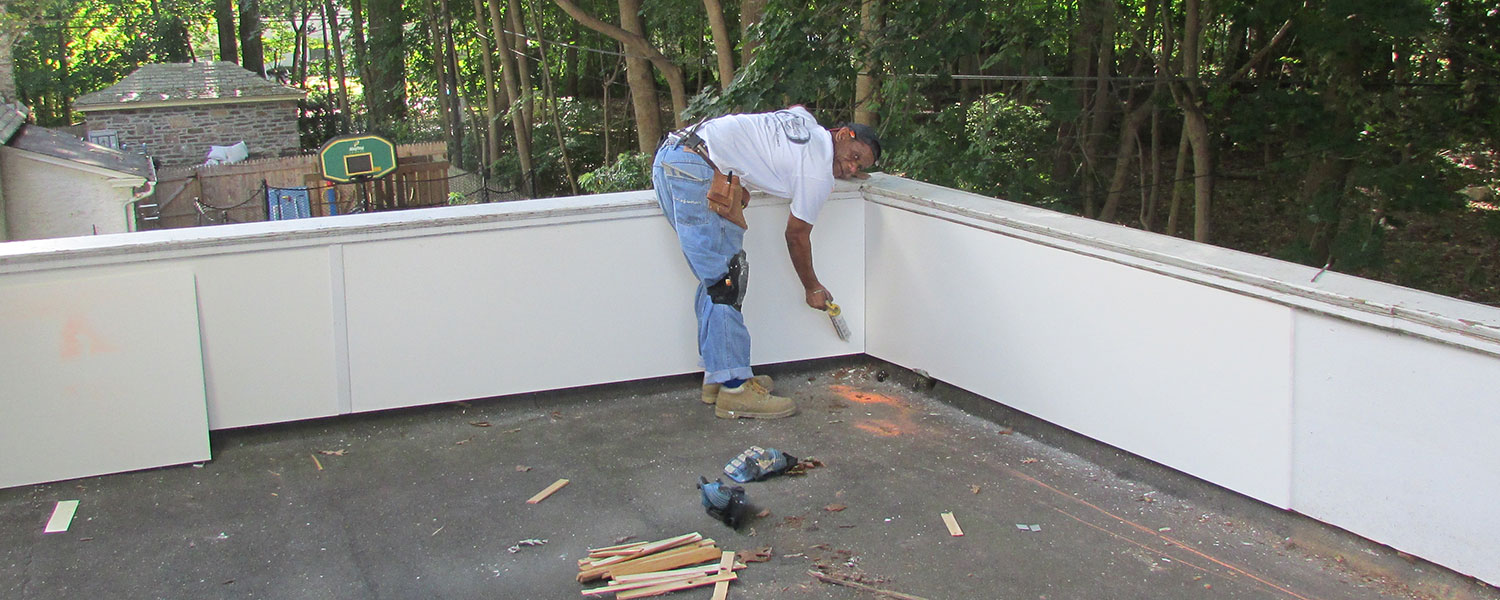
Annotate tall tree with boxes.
[239,0,265,75]
[553,0,687,150]
[323,0,350,129]
[488,0,534,192]
[365,0,406,132]
[702,0,733,90]
[215,0,238,62]
[739,0,765,66]
[348,0,370,128]
[472,0,502,175]
[853,0,878,126]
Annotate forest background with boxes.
[1,0,1497,304]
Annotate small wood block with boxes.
[710,550,736,600]
[616,572,736,600]
[527,479,570,504]
[941,512,964,536]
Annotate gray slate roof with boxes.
[8,124,154,179]
[0,100,29,144]
[74,61,305,111]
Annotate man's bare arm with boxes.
[785,214,830,310]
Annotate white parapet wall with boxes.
[0,186,867,440]
[1,174,1496,586]
[860,174,1500,587]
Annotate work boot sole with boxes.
[714,405,798,419]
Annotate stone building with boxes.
[73,62,306,169]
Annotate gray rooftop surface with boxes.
[1,359,1492,600]
[7,124,153,178]
[73,61,305,110]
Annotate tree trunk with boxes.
[239,0,265,75]
[366,0,406,130]
[349,0,371,129]
[489,0,535,193]
[530,0,578,194]
[553,0,690,147]
[55,20,70,125]
[0,28,13,100]
[507,0,535,134]
[739,0,766,67]
[293,4,313,85]
[1080,0,1115,218]
[1299,155,1355,264]
[423,1,452,139]
[324,0,351,131]
[1166,126,1188,236]
[473,0,502,175]
[1097,101,1150,222]
[702,0,734,91]
[854,0,879,126]
[440,0,465,167]
[215,0,238,63]
[1171,0,1214,243]
[613,0,662,151]
[1183,108,1212,242]
[564,46,579,97]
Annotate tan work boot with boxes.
[701,375,775,404]
[715,378,796,419]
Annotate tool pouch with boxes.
[707,171,750,229]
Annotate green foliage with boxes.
[578,152,652,194]
[883,91,1057,205]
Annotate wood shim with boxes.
[527,479,570,504]
[941,511,964,537]
[616,572,736,600]
[710,551,736,600]
[577,543,719,583]
[611,562,743,584]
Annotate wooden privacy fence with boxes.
[147,142,451,229]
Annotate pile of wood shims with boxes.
[578,532,745,599]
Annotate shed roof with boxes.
[0,100,29,144]
[7,124,154,180]
[73,61,305,112]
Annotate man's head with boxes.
[830,123,882,180]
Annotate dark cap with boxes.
[834,122,882,165]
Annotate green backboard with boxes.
[319,135,397,183]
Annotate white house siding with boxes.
[0,148,135,240]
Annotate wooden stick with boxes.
[940,512,964,536]
[578,535,706,571]
[710,551,736,600]
[808,571,930,600]
[616,572,736,600]
[588,540,650,556]
[527,478,570,504]
[610,562,743,584]
[582,572,700,596]
[607,546,722,579]
[580,534,699,567]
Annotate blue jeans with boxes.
[653,142,754,385]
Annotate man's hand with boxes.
[806,287,832,310]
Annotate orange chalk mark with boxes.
[59,315,117,359]
[828,384,904,407]
[853,420,905,437]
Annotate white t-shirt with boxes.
[696,106,834,224]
